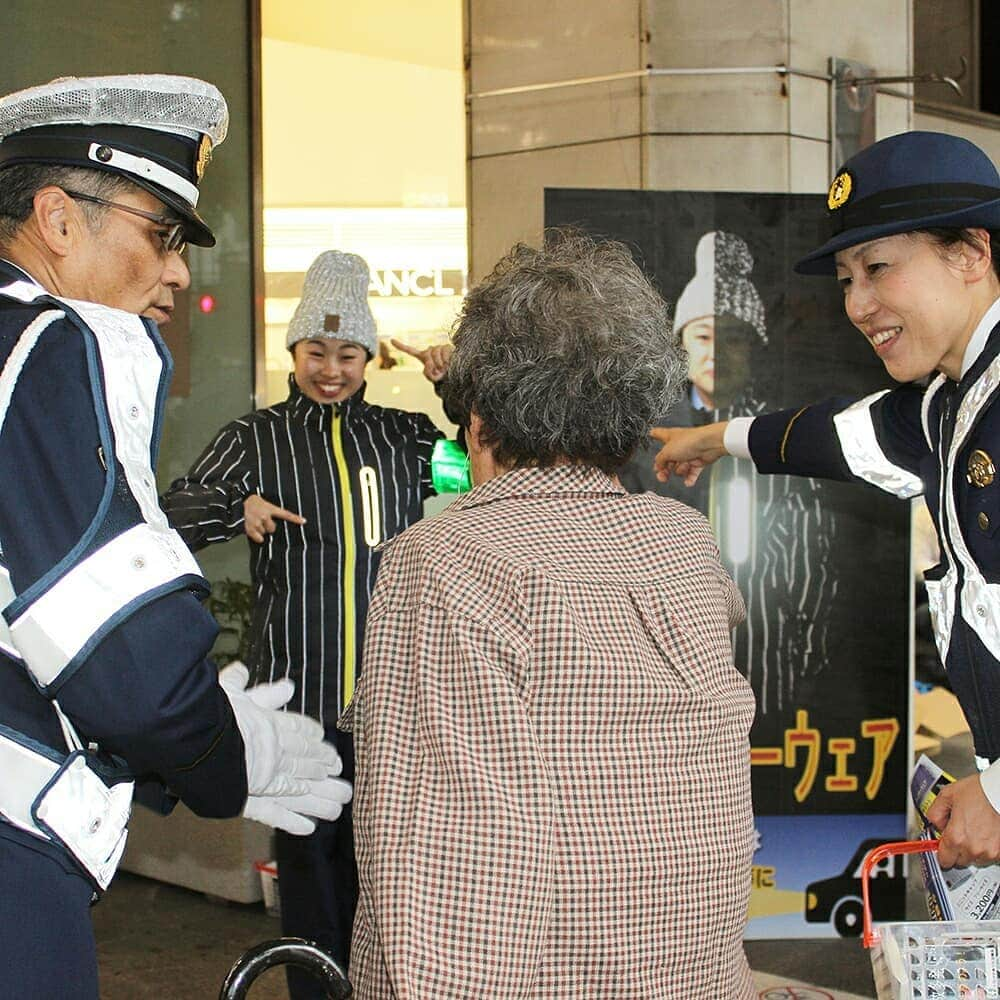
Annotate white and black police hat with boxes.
[796,130,1000,275]
[0,74,228,247]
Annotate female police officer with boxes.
[650,130,1000,870]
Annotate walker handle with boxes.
[219,937,351,999]
[861,839,939,948]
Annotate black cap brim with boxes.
[795,198,1000,275]
[125,174,215,247]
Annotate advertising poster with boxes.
[545,189,910,938]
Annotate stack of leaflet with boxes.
[911,755,1000,923]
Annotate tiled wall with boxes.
[465,0,914,277]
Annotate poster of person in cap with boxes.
[162,249,450,994]
[620,230,770,506]
[652,130,1000,873]
[618,230,731,510]
[0,74,351,1000]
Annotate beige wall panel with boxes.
[645,71,789,134]
[789,0,910,75]
[469,139,641,281]
[789,136,829,192]
[470,79,641,158]
[915,111,1000,164]
[788,74,827,141]
[875,92,913,143]
[645,133,791,192]
[468,0,642,92]
[645,0,786,68]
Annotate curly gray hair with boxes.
[441,230,686,473]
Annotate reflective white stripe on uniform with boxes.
[0,310,63,433]
[9,522,201,687]
[68,299,169,530]
[924,574,957,669]
[0,730,61,838]
[0,565,20,659]
[936,351,1000,662]
[0,304,64,662]
[0,730,133,890]
[0,278,46,304]
[832,390,924,498]
[921,375,947,452]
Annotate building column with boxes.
[465,0,912,279]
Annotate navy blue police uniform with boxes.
[0,258,248,999]
[0,73,352,999]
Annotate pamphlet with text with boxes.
[911,753,1000,921]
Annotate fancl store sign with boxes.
[368,268,464,298]
[263,207,467,282]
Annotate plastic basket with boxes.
[863,840,1000,999]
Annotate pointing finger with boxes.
[271,507,307,525]
[390,338,424,360]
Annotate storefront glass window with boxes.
[261,2,466,432]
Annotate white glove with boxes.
[219,662,353,835]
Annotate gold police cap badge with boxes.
[827,171,852,211]
[968,449,996,488]
[195,134,213,182]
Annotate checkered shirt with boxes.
[345,464,756,998]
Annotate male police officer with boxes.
[0,74,351,999]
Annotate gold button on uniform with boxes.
[979,512,990,531]
[968,449,995,487]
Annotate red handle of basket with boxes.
[861,839,939,948]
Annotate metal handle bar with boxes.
[860,839,939,948]
[219,937,352,1000]
[844,56,968,98]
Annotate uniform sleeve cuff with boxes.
[979,760,1000,815]
[723,418,754,459]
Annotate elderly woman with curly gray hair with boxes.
[343,231,757,999]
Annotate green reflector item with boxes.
[431,438,471,494]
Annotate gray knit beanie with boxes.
[286,250,377,355]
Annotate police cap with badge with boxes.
[0,73,228,246]
[795,129,1000,275]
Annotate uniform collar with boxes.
[0,258,43,288]
[285,373,367,422]
[448,463,625,513]
[960,295,1000,378]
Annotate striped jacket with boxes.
[162,377,441,731]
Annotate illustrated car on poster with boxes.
[804,837,907,937]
